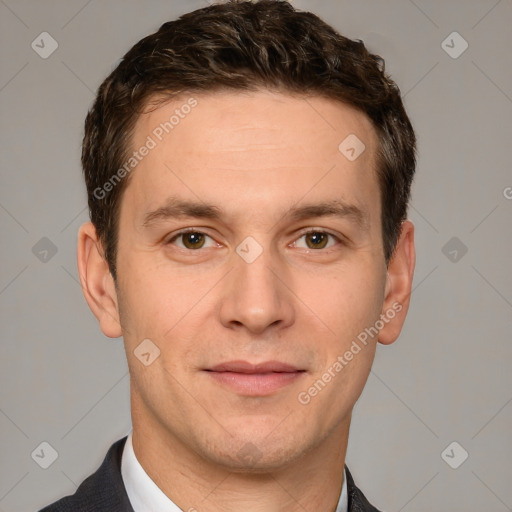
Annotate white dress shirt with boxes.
[121,431,348,512]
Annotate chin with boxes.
[197,427,312,474]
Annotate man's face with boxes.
[113,90,390,470]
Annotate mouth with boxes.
[204,360,306,396]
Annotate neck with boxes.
[131,399,349,512]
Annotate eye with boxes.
[292,230,339,250]
[167,230,217,250]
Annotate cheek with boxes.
[296,279,382,428]
[116,255,177,334]
[302,263,386,344]
[117,260,215,377]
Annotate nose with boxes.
[218,243,295,335]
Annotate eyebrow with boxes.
[285,201,368,229]
[142,198,222,227]
[142,196,368,230]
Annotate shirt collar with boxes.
[121,431,348,512]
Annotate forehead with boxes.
[135,89,377,167]
[123,89,380,224]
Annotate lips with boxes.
[207,360,302,374]
[204,360,305,396]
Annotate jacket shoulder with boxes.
[38,437,134,512]
[345,466,383,512]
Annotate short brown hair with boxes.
[82,0,416,280]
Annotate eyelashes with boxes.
[291,230,340,250]
[166,228,343,252]
[167,230,218,250]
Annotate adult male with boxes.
[41,0,416,510]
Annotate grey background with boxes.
[0,0,511,510]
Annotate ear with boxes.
[378,220,415,345]
[77,222,122,338]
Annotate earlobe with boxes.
[378,220,415,345]
[77,222,123,338]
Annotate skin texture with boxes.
[78,89,415,512]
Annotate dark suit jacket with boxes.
[39,436,381,511]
